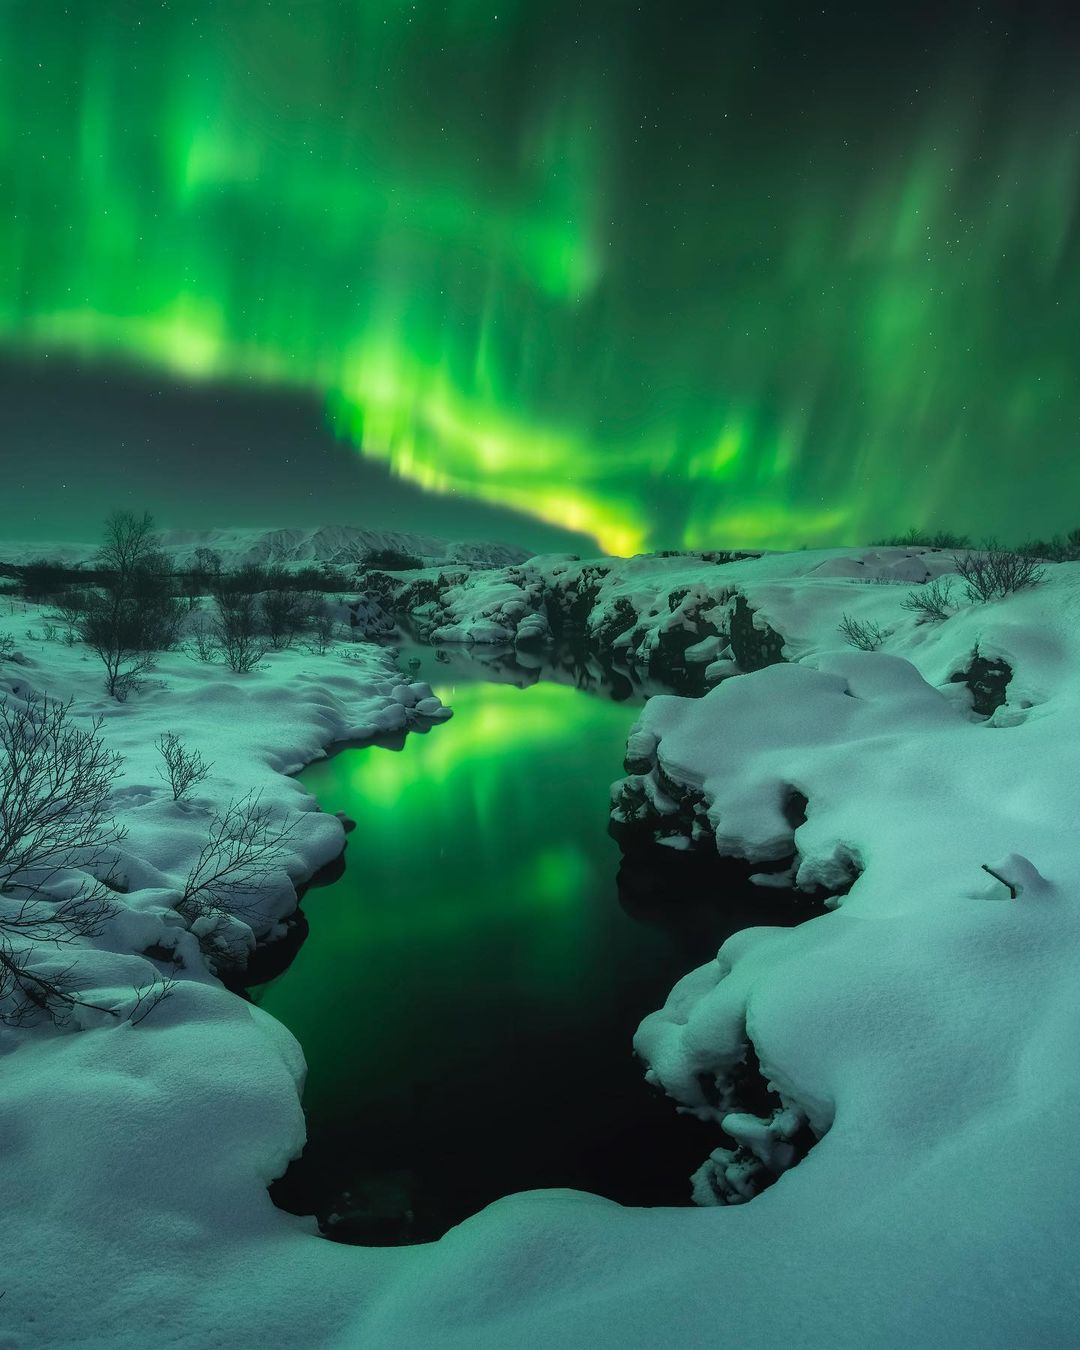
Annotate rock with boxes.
[950,653,1012,717]
[413,697,447,718]
[623,729,659,775]
[728,595,787,671]
[390,683,418,708]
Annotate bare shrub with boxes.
[0,693,125,1023]
[212,588,266,674]
[19,560,69,603]
[260,570,320,649]
[1017,528,1080,563]
[838,614,889,650]
[186,615,221,664]
[0,634,15,660]
[358,547,424,572]
[901,577,957,623]
[24,622,60,643]
[155,731,213,802]
[873,527,971,550]
[303,604,337,655]
[176,791,297,970]
[953,541,1045,603]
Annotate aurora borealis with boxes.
[3,1,1079,552]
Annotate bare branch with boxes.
[155,731,213,802]
[0,693,125,1025]
[838,614,889,651]
[952,541,1045,604]
[126,976,179,1026]
[900,576,956,623]
[179,791,297,919]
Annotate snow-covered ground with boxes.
[3,543,1079,1347]
[377,545,963,688]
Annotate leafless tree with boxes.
[155,731,213,802]
[0,693,125,1024]
[76,511,184,699]
[192,547,223,579]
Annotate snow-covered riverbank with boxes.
[3,542,1080,1348]
[0,599,457,1346]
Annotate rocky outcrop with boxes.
[728,594,787,671]
[371,552,778,694]
[684,1039,821,1205]
[950,652,1012,717]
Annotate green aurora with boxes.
[3,1,1079,552]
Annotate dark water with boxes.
[251,647,795,1244]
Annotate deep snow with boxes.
[2,543,1079,1348]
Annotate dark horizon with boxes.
[0,353,599,555]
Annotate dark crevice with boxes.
[950,653,1012,717]
[782,789,809,831]
[688,1036,825,1207]
[728,595,787,672]
[226,844,345,994]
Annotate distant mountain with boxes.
[0,525,531,570]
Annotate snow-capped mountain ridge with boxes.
[0,524,530,570]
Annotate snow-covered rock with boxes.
[380,544,986,693]
[4,547,1080,1348]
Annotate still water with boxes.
[252,650,764,1243]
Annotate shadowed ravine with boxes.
[250,646,817,1244]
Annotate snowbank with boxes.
[3,548,1080,1347]
[380,545,973,691]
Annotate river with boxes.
[251,643,793,1244]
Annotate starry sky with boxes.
[2,1,1079,553]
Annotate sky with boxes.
[1,1,1079,553]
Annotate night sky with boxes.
[2,1,1078,552]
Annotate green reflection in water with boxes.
[255,679,638,1119]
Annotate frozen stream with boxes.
[251,644,801,1244]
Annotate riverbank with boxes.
[0,598,456,1345]
[3,542,1080,1348]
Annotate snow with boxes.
[3,544,1080,1346]
[384,544,970,686]
[0,523,529,570]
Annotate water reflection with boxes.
[252,655,804,1244]
[384,630,673,703]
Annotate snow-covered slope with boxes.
[3,547,1080,1348]
[383,546,965,690]
[0,524,530,570]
